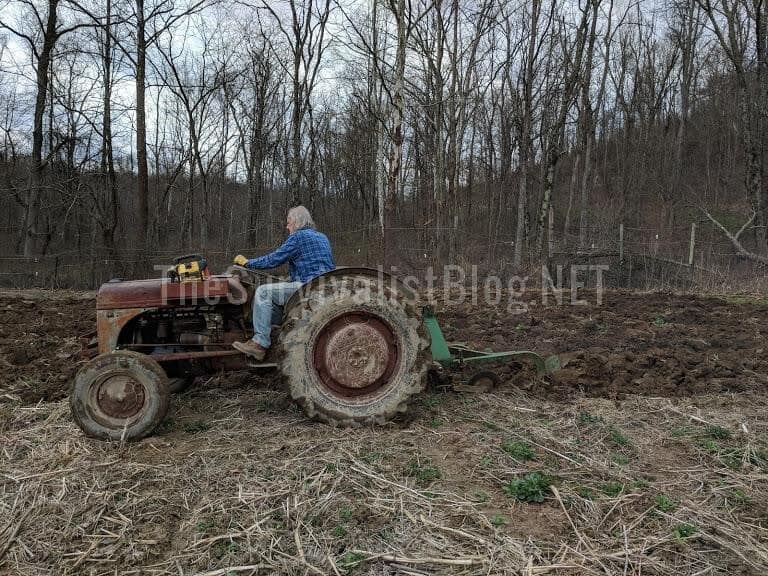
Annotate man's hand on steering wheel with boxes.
[230,256,282,284]
[233,254,248,267]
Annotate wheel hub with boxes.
[313,313,398,397]
[94,373,146,420]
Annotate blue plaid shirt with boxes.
[246,227,335,283]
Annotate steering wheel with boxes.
[229,265,282,286]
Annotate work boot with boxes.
[232,339,267,361]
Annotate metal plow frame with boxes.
[422,306,560,375]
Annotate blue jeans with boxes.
[251,281,302,348]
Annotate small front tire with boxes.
[70,351,170,441]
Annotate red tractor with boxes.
[70,266,430,440]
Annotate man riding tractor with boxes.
[69,206,555,439]
[232,205,335,360]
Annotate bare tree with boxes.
[698,0,767,247]
[227,29,282,246]
[257,0,333,205]
[120,0,215,254]
[0,0,99,255]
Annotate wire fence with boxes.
[0,221,765,292]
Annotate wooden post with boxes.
[619,223,624,264]
[688,222,696,266]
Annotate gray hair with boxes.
[288,205,315,230]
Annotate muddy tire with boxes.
[279,274,429,425]
[70,351,170,441]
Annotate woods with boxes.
[0,0,766,285]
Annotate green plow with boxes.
[422,306,560,389]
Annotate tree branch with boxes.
[698,207,768,264]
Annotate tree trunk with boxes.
[23,0,60,257]
[136,0,149,255]
[384,0,406,268]
[514,0,540,268]
[101,0,118,256]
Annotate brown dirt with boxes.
[0,291,94,403]
[4,289,766,405]
[436,289,768,400]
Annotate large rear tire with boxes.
[70,351,170,440]
[279,274,429,425]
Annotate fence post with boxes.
[619,223,624,264]
[688,222,696,267]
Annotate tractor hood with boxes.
[96,275,248,310]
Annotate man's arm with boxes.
[247,235,299,269]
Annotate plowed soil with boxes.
[2,289,766,403]
[437,290,768,400]
[0,290,94,403]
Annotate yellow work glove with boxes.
[233,254,248,267]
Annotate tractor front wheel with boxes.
[70,351,170,440]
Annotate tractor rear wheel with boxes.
[279,273,429,425]
[70,351,170,440]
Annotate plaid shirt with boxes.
[246,227,335,283]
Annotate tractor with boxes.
[70,262,557,440]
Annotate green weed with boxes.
[503,472,553,503]
[655,494,677,513]
[672,523,697,539]
[578,411,603,425]
[575,486,595,500]
[611,454,630,466]
[212,541,238,559]
[705,425,731,440]
[609,427,631,447]
[721,449,743,469]
[420,396,441,409]
[722,294,768,307]
[601,481,624,497]
[631,479,650,491]
[671,426,695,438]
[729,488,749,505]
[490,514,507,527]
[501,440,535,461]
[340,551,366,567]
[702,439,720,453]
[406,459,442,486]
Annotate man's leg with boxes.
[250,281,303,348]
